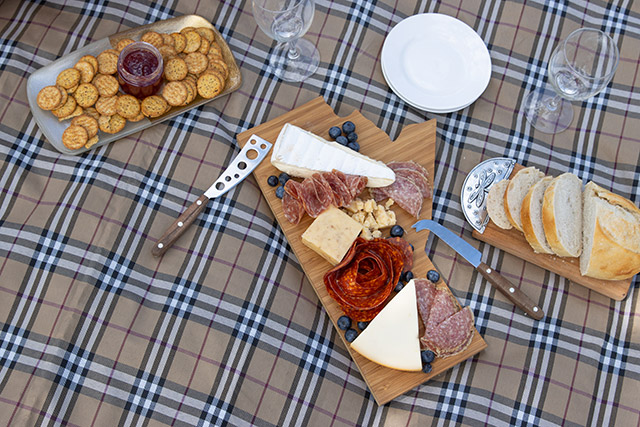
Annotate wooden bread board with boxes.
[472,164,632,301]
[237,97,487,405]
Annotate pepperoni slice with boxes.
[324,237,404,321]
[387,237,414,272]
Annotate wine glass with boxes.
[252,0,320,82]
[521,28,619,134]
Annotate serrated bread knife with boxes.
[412,219,544,320]
[152,135,273,257]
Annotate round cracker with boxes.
[51,95,77,118]
[141,31,163,48]
[80,55,98,73]
[195,27,215,43]
[71,114,99,138]
[95,96,118,116]
[207,59,228,80]
[116,94,141,119]
[141,95,169,118]
[161,33,175,46]
[98,114,126,134]
[128,111,145,122]
[158,45,177,62]
[94,74,120,97]
[74,60,96,83]
[73,83,99,108]
[171,32,186,53]
[116,38,135,52]
[56,68,81,89]
[182,30,201,53]
[84,107,100,120]
[185,52,208,75]
[36,85,63,110]
[208,41,222,57]
[197,37,210,55]
[97,51,119,74]
[197,72,223,99]
[164,57,188,81]
[62,124,88,149]
[162,81,188,106]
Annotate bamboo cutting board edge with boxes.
[238,96,487,405]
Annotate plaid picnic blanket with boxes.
[0,0,638,425]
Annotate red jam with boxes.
[117,42,164,98]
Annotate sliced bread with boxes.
[486,179,512,229]
[504,167,545,231]
[580,181,640,280]
[542,172,583,257]
[521,176,554,254]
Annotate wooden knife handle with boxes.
[151,194,209,257]
[476,262,544,320]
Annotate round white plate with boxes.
[381,13,492,112]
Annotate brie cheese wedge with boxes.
[350,280,422,371]
[270,123,395,188]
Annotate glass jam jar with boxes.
[117,41,164,98]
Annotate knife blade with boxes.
[151,135,273,257]
[412,219,544,320]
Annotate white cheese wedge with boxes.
[350,280,422,371]
[270,123,395,188]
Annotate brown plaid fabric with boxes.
[0,0,638,425]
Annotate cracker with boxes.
[182,30,201,53]
[74,60,96,83]
[198,37,210,55]
[74,82,99,108]
[158,45,177,61]
[164,57,188,81]
[195,27,215,43]
[56,68,81,90]
[171,32,186,53]
[141,31,163,48]
[85,135,100,149]
[185,52,208,75]
[208,41,222,57]
[66,84,79,94]
[182,77,196,105]
[180,26,197,34]
[207,59,228,80]
[95,95,118,116]
[128,111,145,122]
[51,95,77,118]
[116,38,135,52]
[71,114,99,138]
[162,81,188,106]
[161,33,175,46]
[62,124,88,149]
[84,107,100,120]
[97,51,119,75]
[98,114,126,134]
[80,55,98,73]
[93,74,119,97]
[197,72,223,99]
[36,85,63,110]
[58,104,83,121]
[141,95,168,118]
[116,94,141,119]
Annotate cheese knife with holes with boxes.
[412,219,544,320]
[152,135,272,257]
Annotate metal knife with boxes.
[412,219,544,320]
[152,135,273,257]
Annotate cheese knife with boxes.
[412,219,544,320]
[152,135,273,257]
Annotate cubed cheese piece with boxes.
[301,207,362,265]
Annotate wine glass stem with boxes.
[545,94,562,112]
[287,40,300,60]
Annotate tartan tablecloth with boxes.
[1,0,639,425]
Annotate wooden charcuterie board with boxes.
[237,97,487,405]
[472,164,632,301]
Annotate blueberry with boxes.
[394,281,404,292]
[267,175,279,187]
[389,225,404,237]
[357,321,369,330]
[346,132,358,142]
[421,350,435,364]
[427,269,440,283]
[275,185,285,199]
[342,121,356,134]
[347,141,360,152]
[344,328,358,342]
[422,363,433,374]
[278,172,290,185]
[329,126,342,140]
[336,135,348,146]
[337,315,351,330]
[402,270,414,283]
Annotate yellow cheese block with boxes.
[301,206,362,265]
[350,280,422,371]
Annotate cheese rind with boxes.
[271,123,396,188]
[301,207,362,265]
[350,280,422,371]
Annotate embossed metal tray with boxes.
[26,15,242,155]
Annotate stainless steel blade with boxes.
[203,134,273,199]
[412,219,482,267]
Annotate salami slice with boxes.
[311,173,334,212]
[388,161,430,181]
[377,175,423,218]
[424,289,458,334]
[300,178,325,217]
[414,278,436,328]
[344,174,368,199]
[392,168,432,199]
[282,192,304,224]
[322,171,350,207]
[387,237,414,272]
[284,179,303,199]
[421,306,474,357]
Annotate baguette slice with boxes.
[542,173,583,257]
[504,167,545,231]
[486,179,512,229]
[580,181,640,280]
[521,176,554,254]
